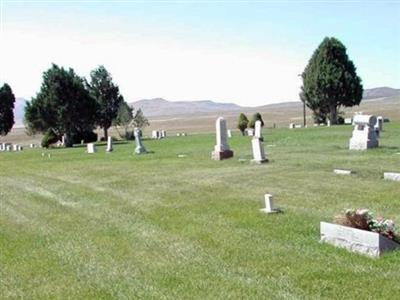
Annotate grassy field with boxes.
[1,123,400,299]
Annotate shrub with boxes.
[41,129,59,148]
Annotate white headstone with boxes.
[349,115,379,150]
[260,194,280,214]
[134,128,146,154]
[106,136,113,152]
[294,124,302,128]
[374,116,383,137]
[289,123,295,129]
[152,130,159,139]
[384,172,400,182]
[211,117,233,160]
[6,145,11,151]
[327,120,331,127]
[87,143,96,154]
[251,138,268,164]
[334,169,352,175]
[247,129,254,136]
[254,121,262,139]
[227,129,232,138]
[344,118,353,125]
[12,144,18,151]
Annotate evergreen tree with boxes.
[25,64,97,147]
[300,37,363,124]
[132,109,149,129]
[114,101,134,139]
[237,113,249,135]
[0,83,16,136]
[248,112,264,129]
[89,66,124,140]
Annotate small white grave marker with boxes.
[87,143,96,154]
[260,194,281,214]
[384,172,400,182]
[334,169,352,175]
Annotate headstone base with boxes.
[211,150,234,160]
[349,139,378,150]
[320,222,400,257]
[251,158,269,164]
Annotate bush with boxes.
[41,129,59,148]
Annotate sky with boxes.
[0,0,399,106]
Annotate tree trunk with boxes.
[329,104,338,124]
[103,127,108,141]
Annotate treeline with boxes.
[24,64,148,147]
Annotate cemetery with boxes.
[0,2,399,299]
[1,121,399,299]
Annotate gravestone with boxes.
[384,172,400,182]
[5,145,11,151]
[289,123,295,129]
[12,144,18,151]
[334,169,352,175]
[61,134,66,147]
[260,194,280,213]
[344,118,353,125]
[152,130,159,139]
[294,124,302,128]
[349,115,379,150]
[374,116,383,136]
[87,143,96,154]
[251,120,268,164]
[134,128,146,154]
[106,136,113,152]
[327,120,331,127]
[176,133,181,137]
[254,121,262,139]
[247,129,254,136]
[161,130,166,138]
[227,129,232,138]
[211,117,233,160]
[320,222,400,257]
[0,143,4,151]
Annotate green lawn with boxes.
[1,124,400,299]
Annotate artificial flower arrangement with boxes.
[334,209,400,243]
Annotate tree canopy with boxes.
[0,83,16,136]
[88,65,124,140]
[300,37,363,124]
[25,64,97,146]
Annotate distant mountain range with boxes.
[11,87,400,126]
[131,98,242,117]
[362,87,400,100]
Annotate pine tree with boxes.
[237,113,249,135]
[300,37,363,124]
[89,66,124,140]
[0,83,16,136]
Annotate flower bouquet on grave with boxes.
[334,209,400,243]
